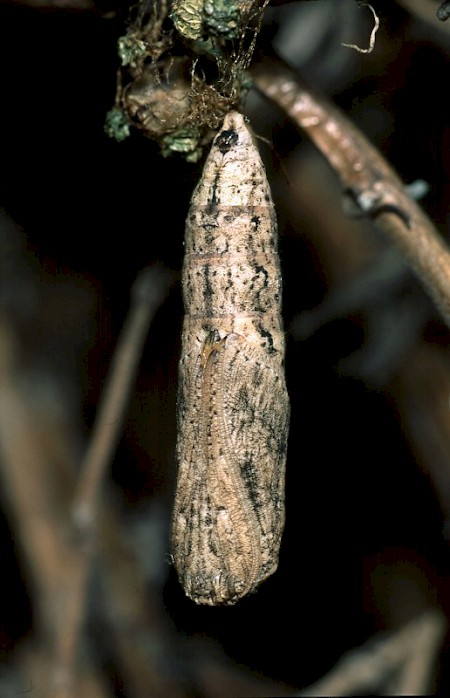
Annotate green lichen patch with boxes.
[106,0,269,159]
[203,0,240,39]
[104,108,131,142]
[161,128,204,161]
[117,34,148,68]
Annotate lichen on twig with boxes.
[106,0,270,159]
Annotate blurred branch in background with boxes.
[252,56,450,535]
[0,214,180,695]
[252,58,450,328]
[0,212,107,694]
[73,266,173,530]
[51,266,173,695]
[298,609,447,696]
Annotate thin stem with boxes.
[298,610,447,696]
[50,265,172,696]
[72,265,172,532]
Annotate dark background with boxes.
[0,0,450,693]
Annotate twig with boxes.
[0,215,109,695]
[95,506,188,698]
[252,60,450,329]
[289,247,409,340]
[72,265,172,531]
[342,2,379,54]
[0,361,110,697]
[51,265,173,696]
[297,609,447,696]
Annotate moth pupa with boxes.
[171,111,289,605]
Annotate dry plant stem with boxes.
[0,335,109,697]
[298,609,447,696]
[252,62,450,328]
[52,266,172,695]
[96,509,188,698]
[73,265,172,529]
[0,222,177,694]
[50,555,92,697]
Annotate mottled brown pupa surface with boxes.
[171,111,289,605]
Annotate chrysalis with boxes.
[171,111,289,605]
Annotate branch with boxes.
[51,265,173,696]
[72,265,173,531]
[252,60,450,329]
[298,610,447,696]
[0,214,108,695]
